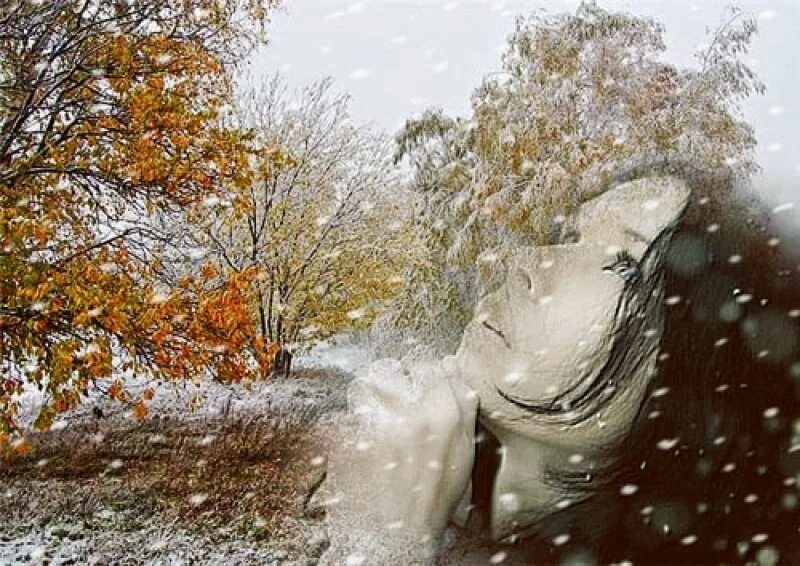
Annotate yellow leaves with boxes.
[133,401,149,420]
[1,0,283,435]
[33,409,55,432]
[108,382,125,402]
[10,437,31,456]
[201,263,219,281]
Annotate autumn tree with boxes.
[392,3,764,352]
[0,0,281,442]
[192,76,411,376]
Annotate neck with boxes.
[481,350,660,540]
[483,422,583,540]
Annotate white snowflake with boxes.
[349,69,370,81]
[553,533,570,546]
[656,438,679,451]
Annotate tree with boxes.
[193,76,411,376]
[0,0,281,442]
[392,3,763,353]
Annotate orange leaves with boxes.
[0,432,31,461]
[0,0,283,437]
[108,382,125,402]
[201,263,219,281]
[4,436,31,457]
[133,401,149,420]
[111,33,134,69]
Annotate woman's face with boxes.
[457,240,634,433]
[452,176,690,538]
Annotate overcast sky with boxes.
[249,0,799,210]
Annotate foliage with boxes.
[392,3,764,352]
[192,76,414,372]
[0,0,281,440]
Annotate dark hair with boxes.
[494,219,672,425]
[465,173,800,564]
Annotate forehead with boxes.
[505,240,638,286]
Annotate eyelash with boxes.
[603,251,641,284]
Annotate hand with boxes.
[326,358,478,559]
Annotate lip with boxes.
[494,366,586,414]
[481,320,511,349]
[495,385,553,412]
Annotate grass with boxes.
[0,368,343,561]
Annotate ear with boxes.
[576,176,690,249]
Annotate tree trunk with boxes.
[284,351,293,377]
[273,347,293,377]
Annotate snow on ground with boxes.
[298,335,376,377]
[13,336,371,433]
[0,333,393,566]
[2,339,370,566]
[0,517,325,566]
[1,368,342,565]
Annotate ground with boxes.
[0,367,352,565]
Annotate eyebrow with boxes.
[624,227,650,244]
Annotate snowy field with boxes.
[1,339,373,565]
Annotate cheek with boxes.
[499,299,620,400]
[455,248,627,407]
[515,272,622,352]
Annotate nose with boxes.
[509,267,534,296]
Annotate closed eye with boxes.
[482,320,511,349]
[602,250,641,284]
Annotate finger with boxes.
[447,375,479,427]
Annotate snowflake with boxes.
[771,202,795,214]
[498,492,520,512]
[345,553,366,565]
[189,493,208,506]
[656,438,679,451]
[553,533,570,546]
[568,453,585,465]
[349,69,370,81]
[346,308,366,320]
